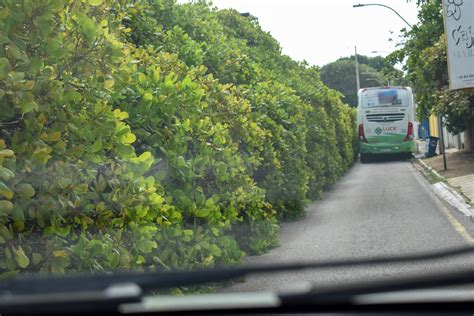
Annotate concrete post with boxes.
[465,122,474,152]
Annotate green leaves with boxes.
[12,246,29,269]
[16,183,35,198]
[0,167,15,180]
[136,239,157,254]
[45,38,64,59]
[18,92,39,113]
[78,15,98,45]
[0,182,14,199]
[32,253,43,266]
[0,57,11,80]
[89,139,102,153]
[0,200,13,215]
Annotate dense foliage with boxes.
[390,0,474,136]
[0,0,356,280]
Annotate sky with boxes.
[178,0,420,67]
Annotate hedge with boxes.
[0,0,356,280]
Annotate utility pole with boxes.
[355,46,361,91]
[438,116,448,170]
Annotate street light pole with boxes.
[355,46,361,91]
[438,116,448,170]
[353,3,413,29]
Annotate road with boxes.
[227,158,474,293]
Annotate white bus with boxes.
[357,86,416,163]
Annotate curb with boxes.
[417,158,445,181]
[414,157,474,218]
[432,182,474,218]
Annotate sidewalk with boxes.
[417,140,474,205]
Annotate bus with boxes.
[357,86,416,163]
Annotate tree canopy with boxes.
[320,55,404,107]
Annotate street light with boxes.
[353,3,413,29]
[361,72,388,86]
[240,12,257,19]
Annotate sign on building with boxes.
[442,0,474,90]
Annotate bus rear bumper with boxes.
[360,141,415,154]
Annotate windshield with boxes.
[361,88,409,108]
[2,0,474,306]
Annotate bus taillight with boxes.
[359,124,367,143]
[404,122,414,142]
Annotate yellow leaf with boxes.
[138,73,146,83]
[113,109,129,120]
[153,69,161,82]
[41,131,61,142]
[53,250,69,258]
[88,0,103,5]
[0,7,9,20]
[143,92,153,101]
[37,113,46,126]
[23,80,35,90]
[104,79,115,89]
[0,149,14,158]
[137,151,152,162]
[99,19,108,28]
[120,133,136,144]
[50,132,61,141]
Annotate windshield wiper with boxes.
[3,245,474,294]
[2,246,474,314]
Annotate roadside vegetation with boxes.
[0,0,357,280]
[390,0,474,150]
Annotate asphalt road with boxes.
[227,157,474,293]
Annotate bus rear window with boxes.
[361,89,409,108]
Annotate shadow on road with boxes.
[360,153,413,164]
